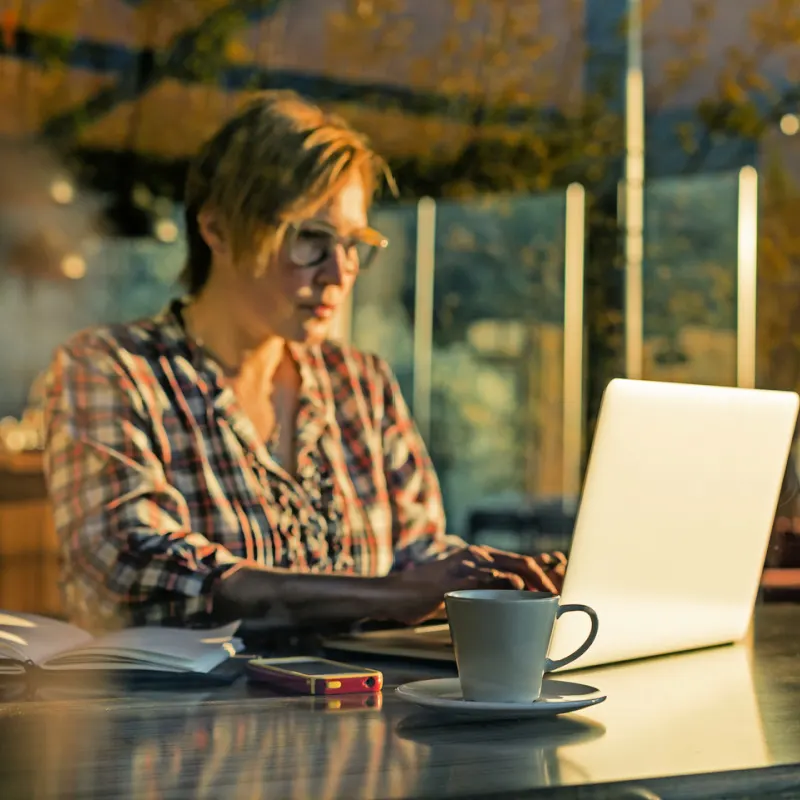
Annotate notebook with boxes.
[0,611,243,677]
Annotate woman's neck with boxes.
[183,291,286,384]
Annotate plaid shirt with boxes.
[42,300,462,629]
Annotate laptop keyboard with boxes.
[410,626,453,647]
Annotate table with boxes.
[761,569,800,604]
[0,448,61,617]
[2,604,800,799]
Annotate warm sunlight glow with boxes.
[0,613,37,628]
[61,254,87,279]
[154,219,179,243]
[201,636,231,645]
[0,630,29,647]
[779,113,799,136]
[50,178,75,205]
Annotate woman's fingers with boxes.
[469,546,559,594]
[446,546,565,593]
[454,563,525,590]
[535,551,567,591]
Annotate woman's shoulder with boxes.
[46,306,188,412]
[43,306,188,417]
[56,304,184,366]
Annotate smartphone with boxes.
[245,656,383,695]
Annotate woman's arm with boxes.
[44,336,244,628]
[211,563,402,624]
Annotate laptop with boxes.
[324,379,799,670]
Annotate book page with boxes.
[0,612,94,666]
[42,622,243,674]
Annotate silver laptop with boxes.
[324,379,799,670]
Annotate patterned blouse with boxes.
[42,300,462,629]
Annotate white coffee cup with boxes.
[444,590,599,704]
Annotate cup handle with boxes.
[545,604,599,672]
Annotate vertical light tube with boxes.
[563,183,587,503]
[624,0,645,380]
[413,197,437,442]
[737,166,759,389]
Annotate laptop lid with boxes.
[549,379,798,670]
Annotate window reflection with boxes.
[431,193,568,537]
[351,203,418,404]
[0,238,184,419]
[354,193,569,542]
[642,172,739,386]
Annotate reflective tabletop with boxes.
[2,603,800,799]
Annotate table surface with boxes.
[2,604,800,800]
[0,448,43,475]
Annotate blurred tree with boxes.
[323,0,616,196]
[319,0,800,437]
[24,0,282,143]
[641,0,799,396]
[4,0,794,198]
[645,0,799,171]
[757,156,800,394]
[3,0,799,422]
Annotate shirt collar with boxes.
[156,297,330,426]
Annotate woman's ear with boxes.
[197,208,229,257]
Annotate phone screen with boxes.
[268,660,365,676]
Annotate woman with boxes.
[43,91,565,631]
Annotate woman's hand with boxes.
[381,545,568,625]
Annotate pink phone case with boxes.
[246,658,383,695]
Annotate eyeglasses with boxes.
[286,220,388,272]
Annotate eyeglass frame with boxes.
[283,219,389,272]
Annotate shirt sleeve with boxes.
[43,335,241,629]
[372,356,465,569]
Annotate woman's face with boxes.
[207,175,385,345]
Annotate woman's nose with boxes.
[316,244,353,285]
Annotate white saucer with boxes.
[395,677,606,719]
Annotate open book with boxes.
[0,612,243,677]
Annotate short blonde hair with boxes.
[182,90,393,294]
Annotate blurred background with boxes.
[0,0,798,614]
